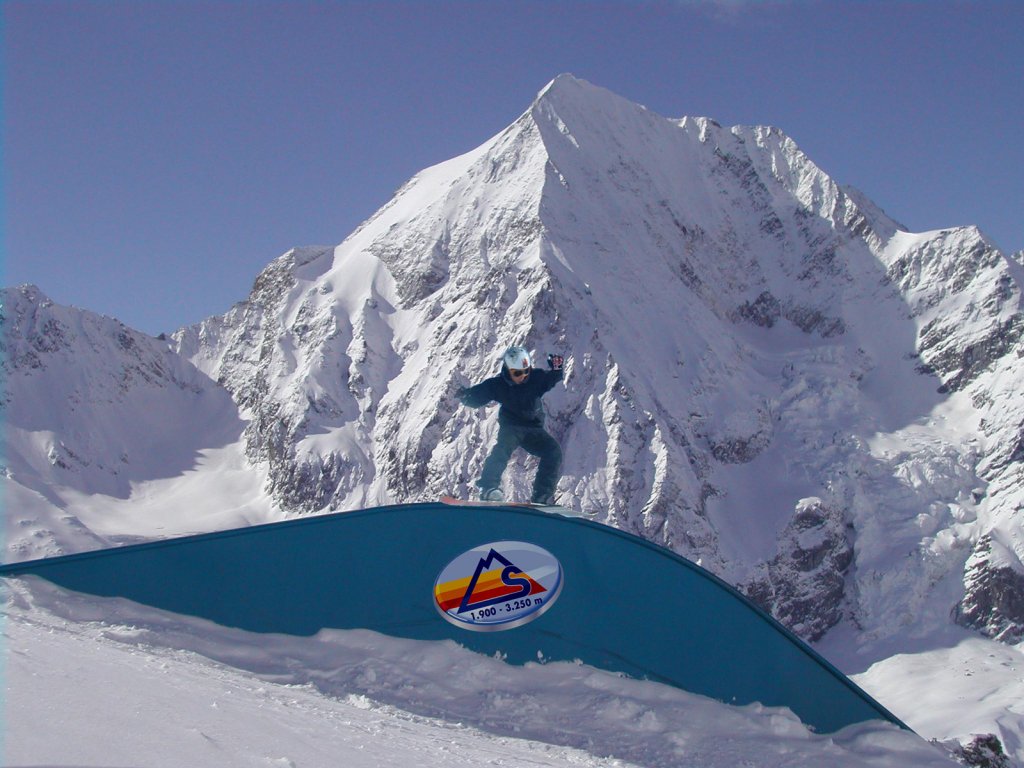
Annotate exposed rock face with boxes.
[733,290,845,337]
[957,535,1024,643]
[951,733,1012,768]
[744,498,854,641]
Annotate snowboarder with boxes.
[457,346,566,505]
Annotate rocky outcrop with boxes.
[956,535,1024,643]
[744,498,854,642]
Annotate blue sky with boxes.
[4,1,1022,335]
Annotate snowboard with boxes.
[440,495,592,518]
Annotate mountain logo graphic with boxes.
[434,541,564,631]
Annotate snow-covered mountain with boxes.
[169,74,1023,649]
[0,284,280,560]
[4,75,1023,761]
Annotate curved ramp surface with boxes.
[0,502,903,733]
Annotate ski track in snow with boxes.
[3,578,957,768]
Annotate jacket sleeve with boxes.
[459,378,498,408]
[536,367,564,395]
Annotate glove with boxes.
[547,354,564,371]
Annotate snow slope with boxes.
[4,577,957,768]
[0,284,284,560]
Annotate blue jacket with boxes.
[459,365,563,428]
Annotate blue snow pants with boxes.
[477,424,563,504]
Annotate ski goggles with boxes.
[509,367,531,378]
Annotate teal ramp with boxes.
[0,502,904,733]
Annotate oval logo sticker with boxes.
[434,541,564,631]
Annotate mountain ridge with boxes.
[4,75,1023,661]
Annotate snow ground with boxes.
[3,578,956,768]
[854,637,1024,764]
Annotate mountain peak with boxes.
[5,283,54,311]
[535,73,595,100]
[533,72,655,122]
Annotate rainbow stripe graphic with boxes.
[435,556,547,613]
[433,542,563,631]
